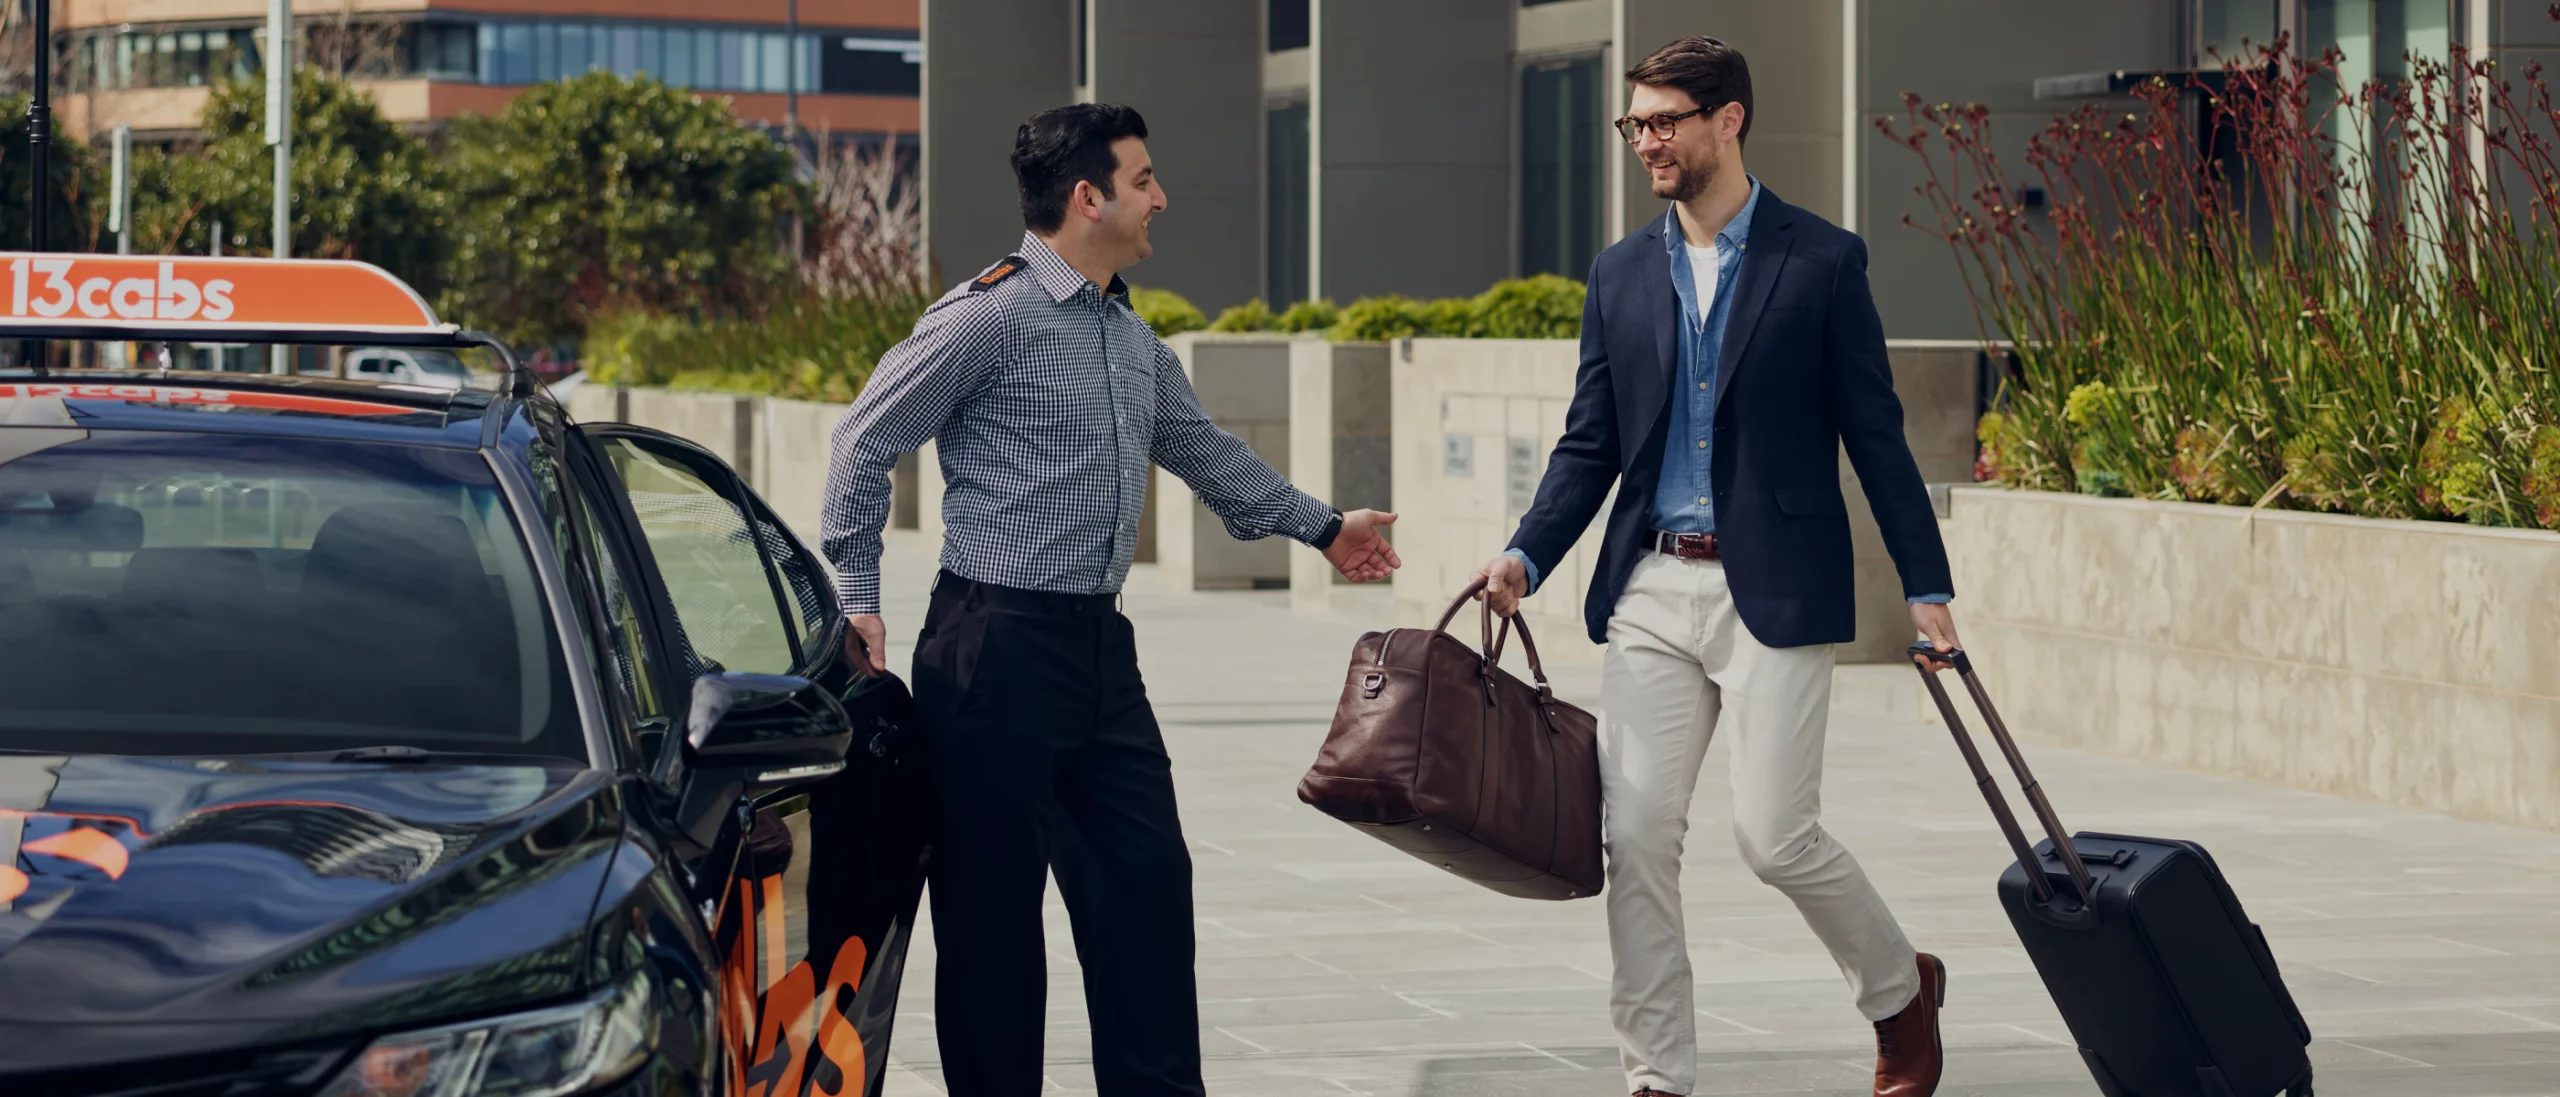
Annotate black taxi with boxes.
[0,254,923,1097]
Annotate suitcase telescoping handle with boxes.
[1906,643,2097,908]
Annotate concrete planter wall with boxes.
[1152,334,1388,593]
[1288,339,1392,610]
[1946,487,2560,829]
[1155,334,1297,590]
[1389,338,1982,664]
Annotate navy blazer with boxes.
[1506,189,1952,648]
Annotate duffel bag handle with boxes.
[1435,581,1554,699]
[1479,597,1552,694]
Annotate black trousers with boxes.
[911,571,1203,1097]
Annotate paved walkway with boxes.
[862,532,2560,1096]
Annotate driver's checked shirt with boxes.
[821,231,1335,617]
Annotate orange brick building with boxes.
[52,0,919,143]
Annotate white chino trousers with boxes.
[1601,553,1919,1095]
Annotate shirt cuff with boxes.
[1281,490,1341,548]
[1908,593,1953,604]
[838,570,883,617]
[1503,548,1543,595]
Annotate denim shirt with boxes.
[1650,182,1762,534]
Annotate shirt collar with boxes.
[1663,176,1764,255]
[1018,231,1129,303]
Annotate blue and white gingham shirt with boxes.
[821,231,1336,616]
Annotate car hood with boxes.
[0,752,625,1066]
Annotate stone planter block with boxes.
[1945,487,2560,830]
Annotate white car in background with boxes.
[345,347,473,389]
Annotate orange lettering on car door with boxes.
[24,826,129,878]
[807,936,873,1095]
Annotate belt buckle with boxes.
[1663,532,1714,559]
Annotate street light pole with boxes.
[265,0,293,374]
[25,0,53,375]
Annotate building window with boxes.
[1267,98,1312,308]
[1520,54,1602,280]
[1269,0,1309,52]
[414,22,477,80]
[63,17,912,97]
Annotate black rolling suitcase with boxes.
[1908,644,2315,1097]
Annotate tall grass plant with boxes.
[1889,34,2560,528]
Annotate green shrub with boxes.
[1274,297,1340,333]
[1210,298,1277,332]
[1127,286,1206,337]
[1471,274,1584,339]
[1328,295,1429,342]
[585,289,930,403]
[1417,297,1480,338]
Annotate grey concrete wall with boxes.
[1619,1,1846,233]
[1839,344,1978,663]
[1156,334,1297,590]
[1945,487,2560,830]
[563,389,935,553]
[1313,0,1512,302]
[1090,0,1264,313]
[1389,338,1591,655]
[923,0,1073,289]
[757,398,844,542]
[1858,1,2182,340]
[1288,339,1392,610]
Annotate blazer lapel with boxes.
[1712,200,1793,409]
[1645,211,1679,399]
[1629,211,1679,449]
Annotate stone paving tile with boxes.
[858,532,2560,1095]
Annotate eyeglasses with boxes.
[1613,107,1709,145]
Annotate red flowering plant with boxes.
[1886,20,2560,528]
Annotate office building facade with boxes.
[925,1,2555,339]
[53,0,921,147]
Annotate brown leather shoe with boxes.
[1873,952,1948,1096]
[1632,1089,1683,1097]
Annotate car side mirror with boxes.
[670,671,853,852]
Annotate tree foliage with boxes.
[138,71,453,295]
[0,93,96,251]
[440,72,803,346]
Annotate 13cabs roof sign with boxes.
[0,252,445,335]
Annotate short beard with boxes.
[1650,148,1718,202]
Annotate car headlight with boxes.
[319,969,655,1097]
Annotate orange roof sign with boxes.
[0,253,443,335]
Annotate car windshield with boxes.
[0,424,583,759]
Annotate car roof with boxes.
[1,371,510,449]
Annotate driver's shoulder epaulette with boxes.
[968,255,1031,292]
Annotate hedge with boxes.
[1128,274,1587,343]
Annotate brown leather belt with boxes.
[1648,531,1721,560]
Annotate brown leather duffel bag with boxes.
[1296,578,1603,899]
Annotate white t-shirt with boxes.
[1684,241,1718,330]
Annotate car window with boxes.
[564,440,677,765]
[589,435,796,678]
[0,427,583,758]
[749,506,835,667]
